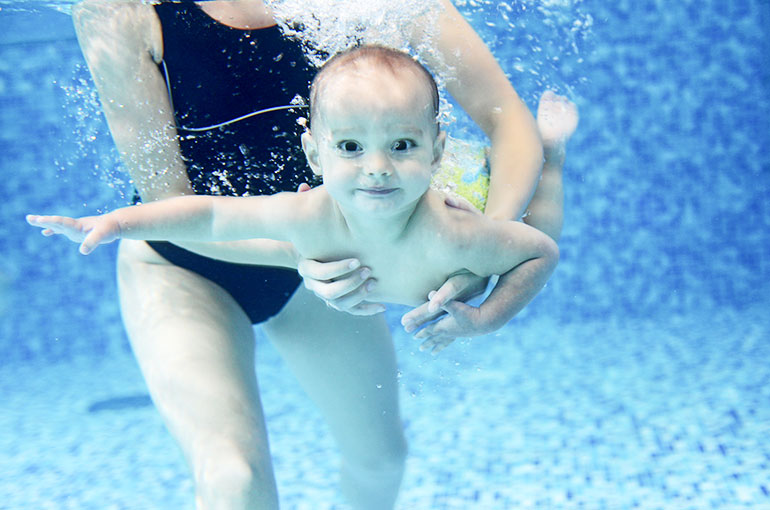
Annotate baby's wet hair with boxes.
[308,45,440,128]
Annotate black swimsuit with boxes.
[149,2,318,324]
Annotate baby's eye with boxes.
[336,140,363,153]
[392,139,416,152]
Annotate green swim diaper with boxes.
[431,135,490,212]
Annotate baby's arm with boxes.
[415,217,558,353]
[27,193,305,255]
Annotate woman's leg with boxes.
[117,239,278,510]
[263,286,406,510]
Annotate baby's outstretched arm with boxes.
[28,194,302,255]
[28,196,225,254]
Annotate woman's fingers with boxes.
[299,265,370,302]
[297,257,362,284]
[443,194,482,215]
[401,301,440,333]
[401,278,466,331]
[401,272,487,332]
[318,282,386,315]
[297,257,386,314]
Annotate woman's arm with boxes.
[72,0,300,267]
[412,0,544,222]
[73,0,192,201]
[403,0,544,328]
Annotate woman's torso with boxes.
[154,0,318,197]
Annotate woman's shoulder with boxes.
[72,0,156,22]
[73,0,161,53]
[73,0,164,67]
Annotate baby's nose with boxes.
[364,152,393,176]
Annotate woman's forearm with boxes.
[484,99,544,222]
[415,0,544,222]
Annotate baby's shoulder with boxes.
[286,187,338,228]
[421,190,490,245]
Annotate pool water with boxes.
[1,1,769,509]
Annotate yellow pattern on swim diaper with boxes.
[431,135,490,212]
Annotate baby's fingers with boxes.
[79,231,100,255]
[78,223,119,255]
[411,316,458,355]
[27,214,82,240]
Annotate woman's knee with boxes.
[345,434,408,481]
[192,437,278,509]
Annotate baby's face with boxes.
[306,64,443,219]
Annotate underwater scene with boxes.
[1,0,769,509]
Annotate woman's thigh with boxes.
[116,240,272,470]
[262,286,405,463]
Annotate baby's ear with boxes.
[301,131,322,176]
[431,130,447,171]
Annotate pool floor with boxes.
[2,306,769,510]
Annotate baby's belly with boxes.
[367,271,454,307]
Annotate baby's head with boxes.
[302,45,446,217]
[308,45,440,136]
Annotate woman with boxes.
[72,0,544,508]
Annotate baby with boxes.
[28,45,574,351]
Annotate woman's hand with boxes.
[297,257,385,315]
[410,300,491,355]
[400,270,489,338]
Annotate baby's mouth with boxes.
[358,187,398,196]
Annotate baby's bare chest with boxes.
[362,247,455,306]
[298,232,460,307]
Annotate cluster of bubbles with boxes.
[267,0,592,126]
[454,0,593,104]
[266,0,444,67]
[57,66,131,207]
[49,0,592,196]
[266,0,455,122]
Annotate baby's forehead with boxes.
[317,63,434,114]
[321,60,428,95]
[317,85,435,138]
[313,52,436,111]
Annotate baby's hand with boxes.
[411,300,490,355]
[26,214,120,254]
